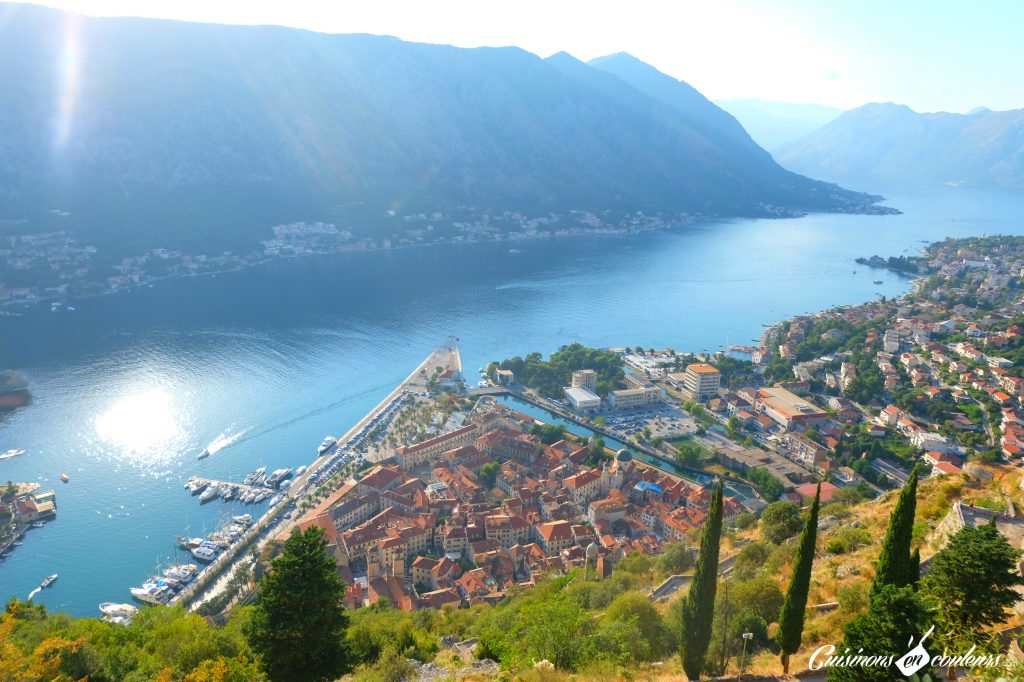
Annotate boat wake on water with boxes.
[27,587,41,601]
[198,427,251,459]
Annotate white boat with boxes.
[163,564,197,582]
[295,465,307,476]
[232,514,252,526]
[131,583,172,605]
[268,495,282,506]
[40,574,58,588]
[318,436,337,454]
[99,602,138,617]
[189,480,208,495]
[0,449,26,461]
[197,448,210,460]
[31,521,46,528]
[103,615,132,626]
[191,542,219,563]
[199,485,220,503]
[243,466,266,485]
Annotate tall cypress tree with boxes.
[908,547,921,588]
[680,479,724,680]
[873,466,918,593]
[777,482,821,674]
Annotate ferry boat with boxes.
[318,436,337,454]
[0,449,25,461]
[40,574,58,588]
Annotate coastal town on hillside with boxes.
[216,234,1024,615]
[6,235,1024,625]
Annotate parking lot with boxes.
[594,402,700,442]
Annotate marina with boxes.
[184,469,292,506]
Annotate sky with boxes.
[20,0,1024,113]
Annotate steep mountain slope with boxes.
[714,99,844,150]
[0,5,884,258]
[775,102,1024,189]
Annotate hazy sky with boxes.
[24,0,1024,112]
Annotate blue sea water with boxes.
[1,183,1023,616]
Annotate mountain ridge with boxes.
[0,4,888,261]
[776,102,1024,189]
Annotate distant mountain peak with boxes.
[776,101,1024,189]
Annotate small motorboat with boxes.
[41,574,58,588]
[60,473,69,483]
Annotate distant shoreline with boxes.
[2,201,900,314]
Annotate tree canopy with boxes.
[245,526,351,682]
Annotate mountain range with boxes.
[776,103,1024,190]
[714,99,844,151]
[0,4,887,259]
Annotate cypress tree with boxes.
[777,482,821,674]
[872,466,918,593]
[909,547,921,587]
[680,479,724,680]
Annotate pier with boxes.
[288,342,462,496]
[184,477,283,505]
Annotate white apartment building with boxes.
[571,369,598,391]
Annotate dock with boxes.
[185,477,282,504]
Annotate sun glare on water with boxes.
[95,388,184,463]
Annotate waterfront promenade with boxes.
[288,343,461,495]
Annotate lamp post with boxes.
[737,632,753,682]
